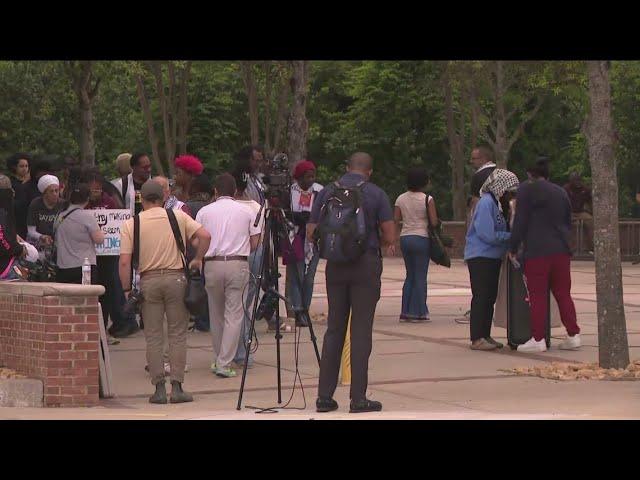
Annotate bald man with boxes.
[153,176,192,217]
[307,152,395,414]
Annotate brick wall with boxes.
[0,283,104,407]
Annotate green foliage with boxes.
[1,60,639,218]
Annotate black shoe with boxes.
[349,399,382,413]
[109,323,140,338]
[170,381,193,403]
[149,383,167,404]
[316,397,339,413]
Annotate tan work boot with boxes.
[470,338,498,351]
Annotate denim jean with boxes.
[400,235,431,318]
[285,252,320,314]
[233,243,264,366]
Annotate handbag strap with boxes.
[166,208,189,276]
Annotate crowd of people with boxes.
[0,144,587,412]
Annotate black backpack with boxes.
[315,180,368,263]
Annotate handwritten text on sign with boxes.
[93,209,131,256]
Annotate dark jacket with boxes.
[510,179,572,260]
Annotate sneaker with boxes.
[486,337,504,349]
[316,397,339,413]
[215,366,237,378]
[107,335,120,346]
[350,399,382,413]
[455,311,470,324]
[517,337,547,353]
[470,338,498,351]
[558,334,581,350]
[399,314,410,323]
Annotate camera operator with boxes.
[236,145,266,206]
[231,166,264,368]
[284,160,323,326]
[119,180,211,404]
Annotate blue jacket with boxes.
[464,193,511,260]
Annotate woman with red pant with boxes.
[508,157,581,352]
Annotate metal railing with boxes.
[572,218,640,261]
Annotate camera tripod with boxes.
[236,204,321,410]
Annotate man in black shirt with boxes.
[508,158,581,353]
[307,152,396,414]
[112,153,152,215]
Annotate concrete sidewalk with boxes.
[1,259,639,420]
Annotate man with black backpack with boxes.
[307,152,396,414]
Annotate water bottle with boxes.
[82,258,91,285]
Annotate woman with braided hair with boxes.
[464,169,519,351]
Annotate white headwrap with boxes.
[37,174,60,193]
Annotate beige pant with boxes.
[204,260,249,369]
[140,270,189,385]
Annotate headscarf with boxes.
[293,160,316,180]
[175,155,204,176]
[37,174,60,193]
[479,168,519,200]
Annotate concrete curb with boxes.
[0,379,44,407]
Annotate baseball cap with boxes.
[141,179,164,201]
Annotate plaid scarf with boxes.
[480,169,520,200]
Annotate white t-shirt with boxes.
[236,199,264,234]
[290,182,323,213]
[395,191,432,238]
[196,197,261,257]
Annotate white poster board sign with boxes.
[93,209,131,256]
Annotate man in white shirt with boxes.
[196,173,261,378]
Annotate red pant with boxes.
[524,253,580,341]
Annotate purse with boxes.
[425,195,452,268]
[166,208,208,317]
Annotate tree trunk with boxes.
[494,61,509,168]
[135,75,165,176]
[79,98,96,167]
[67,61,99,166]
[287,60,309,170]
[240,61,260,145]
[443,69,466,221]
[150,62,175,175]
[586,60,630,369]
[263,61,272,154]
[177,61,191,155]
[273,71,290,154]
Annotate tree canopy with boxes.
[2,60,640,218]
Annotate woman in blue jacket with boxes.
[464,169,519,351]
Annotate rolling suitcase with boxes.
[506,259,550,350]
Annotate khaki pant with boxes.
[204,260,249,369]
[140,270,189,385]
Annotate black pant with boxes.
[97,256,134,330]
[467,257,502,342]
[318,252,382,402]
[57,265,99,285]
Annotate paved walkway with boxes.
[2,259,640,419]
